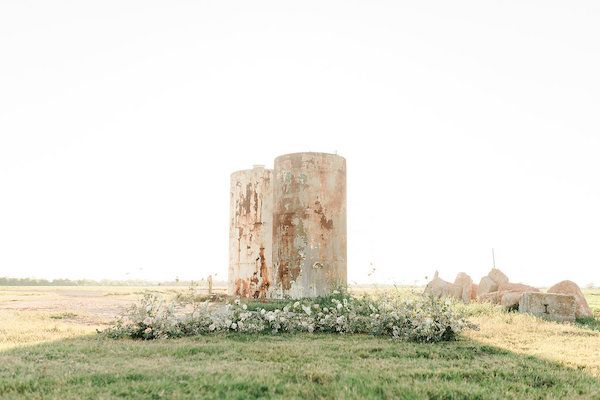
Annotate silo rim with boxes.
[230,167,273,177]
[274,152,346,162]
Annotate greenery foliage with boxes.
[101,291,477,343]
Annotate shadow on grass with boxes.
[0,333,599,400]
[576,316,600,332]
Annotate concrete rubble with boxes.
[477,268,509,297]
[547,280,593,318]
[423,272,476,303]
[518,292,576,322]
[424,268,591,322]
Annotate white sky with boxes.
[1,1,599,287]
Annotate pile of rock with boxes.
[423,268,593,320]
[423,271,477,303]
[477,268,509,297]
[477,268,539,309]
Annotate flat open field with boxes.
[1,286,599,399]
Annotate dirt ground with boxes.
[0,286,226,326]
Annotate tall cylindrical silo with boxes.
[228,165,274,298]
[272,152,347,298]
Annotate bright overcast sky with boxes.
[1,1,599,287]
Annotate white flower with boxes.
[108,286,474,343]
[333,290,340,295]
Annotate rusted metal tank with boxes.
[228,165,274,298]
[272,152,347,298]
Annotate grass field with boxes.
[1,286,599,399]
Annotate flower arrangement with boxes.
[101,290,476,343]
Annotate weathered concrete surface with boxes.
[477,268,510,298]
[480,283,539,308]
[518,292,576,322]
[424,272,474,302]
[424,272,461,300]
[488,268,509,286]
[454,273,474,303]
[500,291,523,309]
[272,153,346,298]
[498,282,540,293]
[478,276,499,297]
[228,166,274,298]
[468,284,479,301]
[547,280,593,318]
[479,291,504,304]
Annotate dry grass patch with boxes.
[465,311,600,378]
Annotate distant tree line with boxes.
[0,277,226,286]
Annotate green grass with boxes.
[584,290,600,318]
[576,317,600,332]
[1,286,599,399]
[49,312,78,320]
[1,334,599,400]
[244,299,289,312]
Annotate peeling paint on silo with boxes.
[272,153,347,298]
[228,165,274,298]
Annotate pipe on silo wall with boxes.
[228,165,274,298]
[272,152,347,298]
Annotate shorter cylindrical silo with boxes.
[272,152,347,298]
[228,165,274,298]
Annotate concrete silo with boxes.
[272,152,347,298]
[228,165,274,298]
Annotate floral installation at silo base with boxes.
[101,289,477,343]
